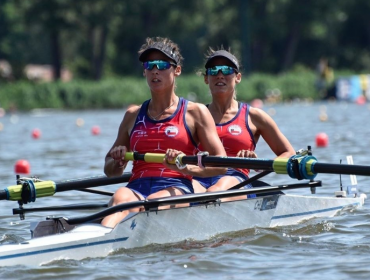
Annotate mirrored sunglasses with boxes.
[143,60,177,70]
[206,65,237,76]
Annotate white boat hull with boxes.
[0,193,365,266]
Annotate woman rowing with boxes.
[101,37,227,228]
[193,47,295,197]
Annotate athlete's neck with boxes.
[209,98,238,115]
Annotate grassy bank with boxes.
[0,71,318,111]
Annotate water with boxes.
[1,102,370,279]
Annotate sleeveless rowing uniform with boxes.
[194,103,256,197]
[127,97,197,198]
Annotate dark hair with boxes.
[138,37,184,66]
[205,46,240,71]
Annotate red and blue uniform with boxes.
[127,97,197,197]
[214,102,255,177]
[194,103,256,197]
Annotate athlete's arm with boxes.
[249,107,295,158]
[104,105,140,177]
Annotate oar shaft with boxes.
[313,163,370,176]
[184,156,275,170]
[55,173,131,192]
[0,173,132,201]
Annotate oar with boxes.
[124,152,370,179]
[64,180,322,225]
[0,172,132,202]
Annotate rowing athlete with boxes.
[101,37,227,228]
[193,47,296,197]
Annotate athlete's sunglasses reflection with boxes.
[206,65,237,76]
[143,60,177,70]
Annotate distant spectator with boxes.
[24,65,72,82]
[315,57,334,98]
[0,60,13,81]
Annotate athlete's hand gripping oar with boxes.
[0,172,132,202]
[124,152,370,178]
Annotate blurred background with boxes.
[1,0,370,110]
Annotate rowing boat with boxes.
[0,181,365,266]
[0,152,368,266]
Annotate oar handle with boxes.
[124,152,278,170]
[124,152,167,163]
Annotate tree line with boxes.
[0,0,369,81]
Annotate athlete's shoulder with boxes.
[249,106,276,128]
[185,100,207,112]
[122,104,142,125]
[249,106,267,117]
[126,104,142,114]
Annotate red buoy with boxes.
[316,132,329,148]
[91,125,101,135]
[32,128,41,139]
[251,99,264,109]
[356,95,366,105]
[14,159,30,174]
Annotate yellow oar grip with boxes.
[124,152,176,164]
[145,153,178,164]
[6,181,56,201]
[124,152,135,161]
[143,153,166,163]
[272,158,290,174]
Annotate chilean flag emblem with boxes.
[228,125,242,135]
[165,126,179,137]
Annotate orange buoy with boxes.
[91,125,101,135]
[316,132,329,148]
[319,112,328,122]
[14,159,30,174]
[32,128,41,139]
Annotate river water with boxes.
[0,101,370,279]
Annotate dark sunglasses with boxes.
[206,65,237,76]
[143,60,177,70]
